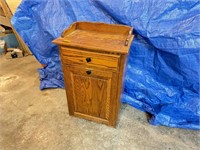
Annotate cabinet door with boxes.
[63,65,118,125]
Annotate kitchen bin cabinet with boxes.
[53,22,134,127]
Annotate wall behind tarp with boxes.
[12,0,200,130]
[6,0,22,14]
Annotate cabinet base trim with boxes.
[73,112,110,125]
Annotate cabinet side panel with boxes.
[109,55,127,127]
[63,66,75,115]
[58,47,75,115]
[109,72,119,126]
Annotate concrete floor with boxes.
[0,55,199,150]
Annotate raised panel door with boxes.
[63,66,117,125]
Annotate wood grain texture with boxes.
[61,47,119,71]
[62,66,75,115]
[64,66,114,123]
[53,22,134,127]
[53,22,134,54]
[77,22,129,35]
[110,55,127,126]
[73,74,109,119]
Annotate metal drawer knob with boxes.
[86,57,91,62]
[86,70,91,75]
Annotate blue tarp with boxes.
[12,0,200,130]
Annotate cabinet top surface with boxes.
[53,22,134,54]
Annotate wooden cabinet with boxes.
[53,22,134,127]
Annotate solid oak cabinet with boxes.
[53,22,134,127]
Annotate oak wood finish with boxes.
[61,47,120,71]
[53,22,134,127]
[55,22,134,54]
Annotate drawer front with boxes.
[60,47,119,71]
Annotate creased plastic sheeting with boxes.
[12,0,200,129]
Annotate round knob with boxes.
[86,57,91,63]
[86,70,91,75]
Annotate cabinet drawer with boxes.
[60,47,119,71]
